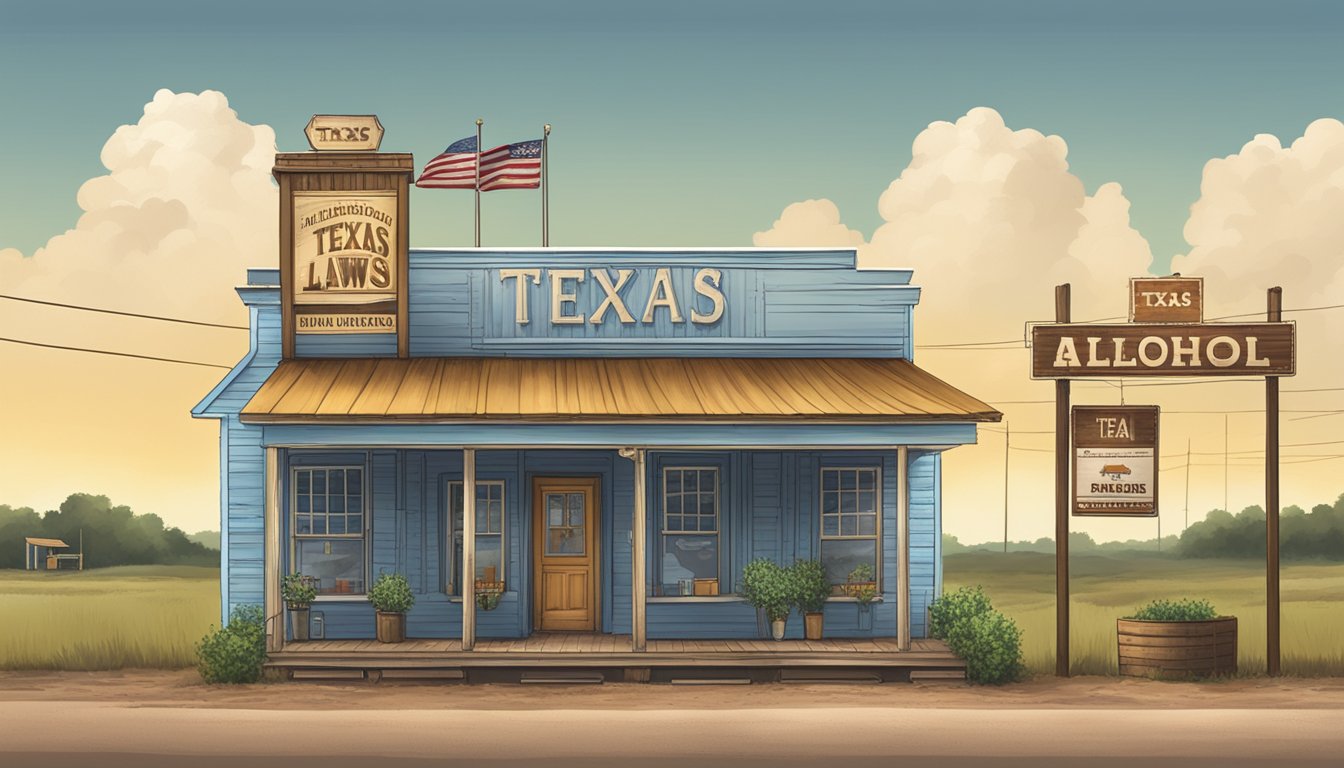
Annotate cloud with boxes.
[752,199,865,248]
[0,89,275,530]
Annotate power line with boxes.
[0,336,233,369]
[0,293,248,330]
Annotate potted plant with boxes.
[475,579,504,611]
[1117,598,1237,679]
[741,558,792,640]
[791,559,831,640]
[367,572,415,643]
[281,573,317,642]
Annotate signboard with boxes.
[293,192,397,306]
[1072,406,1158,516]
[304,115,384,151]
[1031,322,1295,378]
[1131,277,1202,323]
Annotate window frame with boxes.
[818,465,882,597]
[657,465,722,597]
[290,464,369,598]
[446,479,507,596]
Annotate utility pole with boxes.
[1184,439,1191,532]
[1224,414,1229,513]
[1003,421,1010,553]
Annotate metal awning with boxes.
[240,357,1001,424]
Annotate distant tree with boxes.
[3,494,216,568]
[1179,494,1344,560]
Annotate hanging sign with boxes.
[1072,406,1158,517]
[304,115,384,151]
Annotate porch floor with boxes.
[269,634,965,683]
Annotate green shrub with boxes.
[958,610,1024,685]
[1126,598,1218,621]
[930,585,1023,685]
[740,558,791,622]
[790,559,831,614]
[280,573,316,608]
[929,585,993,640]
[196,604,266,684]
[368,572,415,613]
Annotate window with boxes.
[448,481,505,596]
[660,467,719,596]
[820,467,879,592]
[292,466,366,595]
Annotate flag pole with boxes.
[542,124,551,247]
[474,118,483,248]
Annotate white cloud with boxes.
[0,89,276,530]
[752,199,865,248]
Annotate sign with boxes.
[498,267,726,326]
[1131,277,1202,323]
[295,313,396,334]
[1072,406,1158,516]
[293,191,397,307]
[1031,322,1295,378]
[304,115,384,151]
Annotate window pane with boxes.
[840,470,856,490]
[297,494,311,514]
[841,492,856,514]
[346,469,362,496]
[699,470,715,492]
[348,514,363,533]
[475,497,488,531]
[858,490,876,515]
[568,493,584,525]
[313,494,326,515]
[329,469,344,495]
[684,471,698,493]
[295,514,312,535]
[488,500,503,534]
[666,514,683,533]
[822,470,839,492]
[822,515,838,536]
[547,527,585,555]
[662,534,718,583]
[701,492,716,517]
[665,470,681,495]
[296,471,310,495]
[547,494,563,526]
[822,492,838,515]
[858,514,876,536]
[841,515,858,536]
[475,534,502,583]
[858,469,877,492]
[820,539,876,586]
[311,471,327,495]
[330,494,345,514]
[329,514,346,535]
[296,539,364,595]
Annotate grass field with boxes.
[0,566,219,670]
[944,552,1344,676]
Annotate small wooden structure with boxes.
[1117,617,1237,679]
[24,536,83,571]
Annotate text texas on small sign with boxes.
[1031,323,1295,378]
[1073,406,1158,517]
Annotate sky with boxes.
[1,0,1343,543]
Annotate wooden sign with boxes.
[1131,277,1202,322]
[304,115,384,151]
[1031,322,1295,378]
[1073,406,1158,516]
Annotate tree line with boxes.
[1,493,217,569]
[946,492,1344,560]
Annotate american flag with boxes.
[416,137,542,190]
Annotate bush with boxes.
[368,572,415,613]
[1126,598,1218,621]
[196,604,266,684]
[790,559,831,614]
[930,585,1022,685]
[740,558,791,622]
[281,573,317,608]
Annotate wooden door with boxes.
[532,477,600,632]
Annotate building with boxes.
[191,138,999,679]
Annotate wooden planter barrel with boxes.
[1117,617,1237,679]
[376,611,407,643]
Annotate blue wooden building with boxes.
[194,245,999,661]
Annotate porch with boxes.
[267,634,966,684]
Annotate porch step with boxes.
[519,671,605,685]
[780,669,882,684]
[669,677,752,685]
[910,669,967,684]
[290,669,366,681]
[379,668,466,681]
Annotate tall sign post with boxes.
[274,115,413,358]
[1032,278,1295,677]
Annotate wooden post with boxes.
[1055,284,1071,677]
[264,447,282,653]
[462,448,477,651]
[896,446,911,651]
[630,448,648,651]
[1266,287,1282,676]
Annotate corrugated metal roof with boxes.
[25,538,68,548]
[240,358,1000,424]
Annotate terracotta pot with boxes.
[288,606,310,642]
[1117,616,1237,678]
[804,612,824,640]
[376,610,406,643]
[770,618,787,641]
